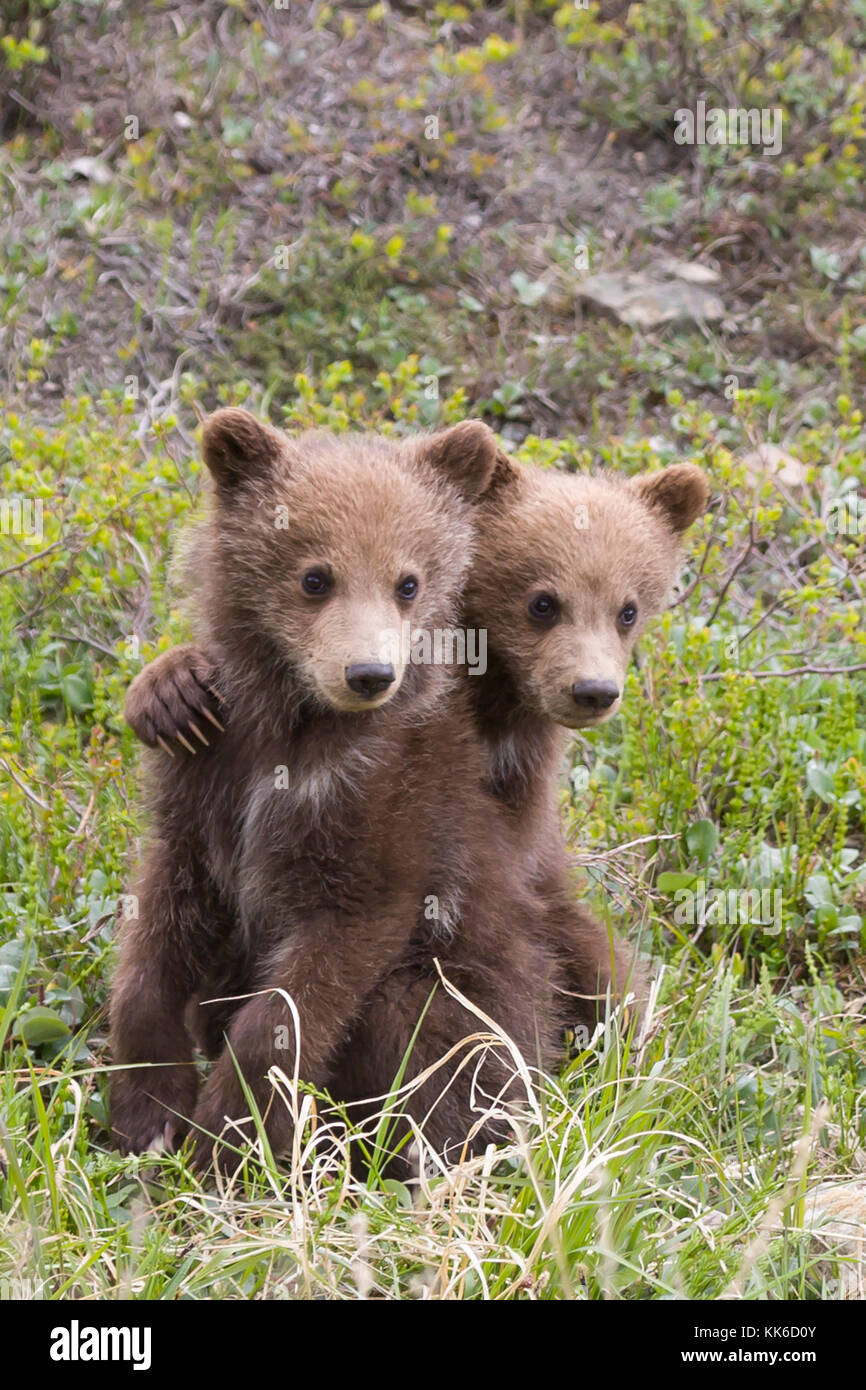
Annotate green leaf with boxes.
[809,246,842,281]
[685,819,718,862]
[0,939,27,969]
[510,271,548,307]
[221,116,254,147]
[830,914,862,936]
[0,938,30,1012]
[806,762,837,803]
[60,670,93,713]
[381,1179,413,1209]
[0,965,21,1008]
[657,871,698,894]
[804,874,834,911]
[16,1007,72,1046]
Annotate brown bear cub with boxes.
[120,429,707,1168]
[111,410,590,1168]
[459,450,708,980]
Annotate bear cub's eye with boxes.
[301,568,331,596]
[528,592,559,621]
[618,603,638,627]
[396,575,419,600]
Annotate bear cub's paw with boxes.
[125,644,224,755]
[109,1066,198,1156]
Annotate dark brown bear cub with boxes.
[110,410,572,1167]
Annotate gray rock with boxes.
[577,263,725,328]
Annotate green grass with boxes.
[1,0,865,1300]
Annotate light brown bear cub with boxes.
[461,449,708,906]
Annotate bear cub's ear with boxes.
[202,408,286,491]
[629,462,709,534]
[419,420,499,502]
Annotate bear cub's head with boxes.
[197,409,497,715]
[468,456,709,729]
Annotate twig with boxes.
[0,759,49,811]
[569,831,680,863]
[71,787,98,839]
[696,663,866,682]
[705,527,756,626]
[736,580,833,646]
[55,631,118,660]
[0,538,64,579]
[671,524,719,607]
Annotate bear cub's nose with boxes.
[345,662,396,698]
[572,679,619,712]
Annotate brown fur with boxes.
[456,451,708,1019]
[116,421,707,1170]
[110,411,575,1169]
[321,456,708,1130]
